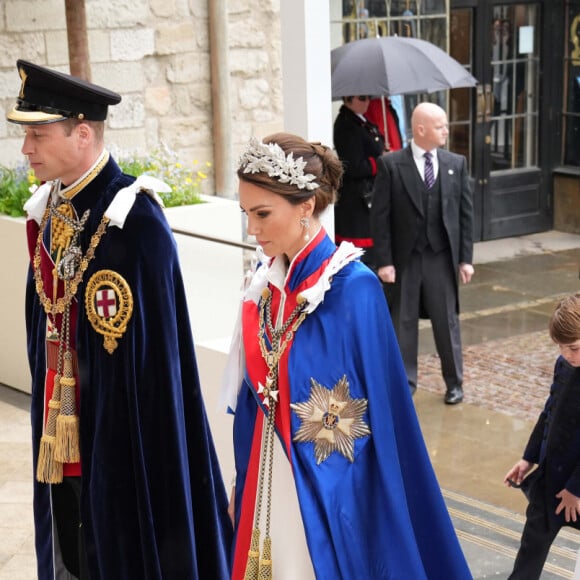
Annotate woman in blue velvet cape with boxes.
[224,133,471,579]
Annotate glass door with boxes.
[451,1,551,240]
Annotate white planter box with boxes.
[0,216,30,393]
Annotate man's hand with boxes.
[378,265,396,284]
[459,263,474,284]
[555,489,580,523]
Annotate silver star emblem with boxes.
[290,376,370,464]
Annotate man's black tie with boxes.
[424,151,435,189]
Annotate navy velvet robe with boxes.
[26,157,232,579]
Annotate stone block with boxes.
[238,79,270,110]
[229,49,269,77]
[86,0,148,28]
[111,28,155,62]
[150,0,176,18]
[109,94,145,130]
[229,20,267,49]
[145,86,172,116]
[89,30,113,63]
[0,33,45,68]
[92,62,145,94]
[45,31,69,65]
[159,116,211,150]
[156,23,196,55]
[6,0,64,31]
[166,53,210,85]
[0,72,22,100]
[106,127,148,156]
[189,0,208,19]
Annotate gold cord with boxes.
[243,288,308,579]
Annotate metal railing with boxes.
[170,227,256,251]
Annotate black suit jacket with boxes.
[370,145,474,285]
[522,359,580,529]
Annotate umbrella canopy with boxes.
[331,36,477,100]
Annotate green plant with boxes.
[117,145,209,208]
[0,165,40,217]
[0,146,210,217]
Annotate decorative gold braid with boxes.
[60,151,110,200]
[243,288,308,578]
[51,203,75,253]
[33,207,110,317]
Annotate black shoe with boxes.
[444,386,463,405]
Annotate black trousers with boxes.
[52,476,89,579]
[386,246,463,393]
[508,484,560,579]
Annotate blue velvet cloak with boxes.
[26,157,232,579]
[231,231,471,579]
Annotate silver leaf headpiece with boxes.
[238,136,319,191]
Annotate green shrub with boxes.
[0,165,39,217]
[118,145,209,208]
[0,146,209,217]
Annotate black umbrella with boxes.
[331,36,477,100]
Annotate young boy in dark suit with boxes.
[504,292,580,579]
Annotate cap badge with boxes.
[18,66,27,99]
[85,270,133,354]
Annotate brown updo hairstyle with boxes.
[237,132,343,217]
[549,292,580,344]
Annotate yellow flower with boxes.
[198,171,207,179]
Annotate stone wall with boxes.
[0,0,285,195]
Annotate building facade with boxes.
[1,0,580,237]
[0,0,286,197]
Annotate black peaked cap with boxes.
[6,59,121,125]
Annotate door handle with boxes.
[484,84,494,123]
[476,85,485,123]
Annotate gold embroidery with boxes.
[85,270,133,354]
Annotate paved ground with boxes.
[1,230,579,579]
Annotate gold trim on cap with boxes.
[6,106,65,125]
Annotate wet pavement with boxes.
[416,234,580,579]
[1,230,579,579]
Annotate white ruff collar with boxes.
[24,174,170,229]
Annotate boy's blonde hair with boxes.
[549,292,580,344]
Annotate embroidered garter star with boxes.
[290,376,370,464]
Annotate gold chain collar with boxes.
[33,208,110,317]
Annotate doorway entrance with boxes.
[449,1,551,241]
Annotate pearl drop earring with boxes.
[300,216,310,241]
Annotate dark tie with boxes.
[424,151,435,189]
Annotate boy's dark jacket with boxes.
[521,357,580,528]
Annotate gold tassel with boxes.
[55,413,80,463]
[258,536,272,580]
[36,434,63,483]
[243,528,261,580]
[36,375,63,483]
[55,352,80,463]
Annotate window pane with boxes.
[564,3,580,165]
